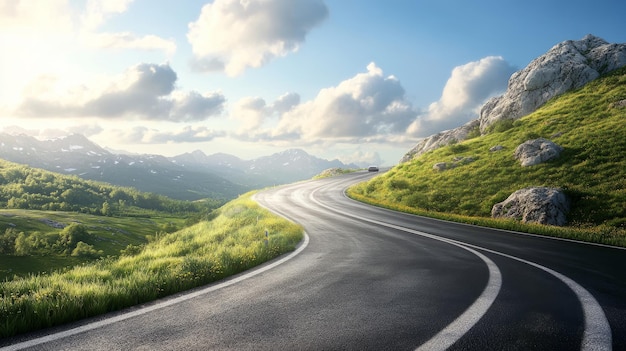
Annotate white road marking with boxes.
[458,242,613,351]
[0,219,309,351]
[307,188,503,351]
[313,183,612,350]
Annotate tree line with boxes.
[0,160,222,216]
[1,224,102,258]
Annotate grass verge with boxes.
[0,192,303,338]
[347,183,626,248]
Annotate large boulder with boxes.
[514,138,563,167]
[479,35,626,133]
[492,187,570,226]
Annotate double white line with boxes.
[307,184,612,351]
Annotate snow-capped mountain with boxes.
[0,134,358,200]
[173,148,359,188]
[0,133,245,200]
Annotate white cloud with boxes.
[113,126,226,144]
[407,56,515,136]
[81,32,176,55]
[270,62,417,142]
[81,0,134,30]
[0,0,175,109]
[0,0,73,32]
[16,63,226,122]
[0,123,103,139]
[188,0,328,76]
[231,92,300,132]
[79,0,176,54]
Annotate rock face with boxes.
[400,35,626,163]
[492,187,570,226]
[432,156,475,172]
[514,138,563,167]
[400,120,479,163]
[479,34,626,133]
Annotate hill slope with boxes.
[351,67,626,234]
[0,158,220,215]
[0,134,247,201]
[0,134,359,199]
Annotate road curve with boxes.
[2,172,625,350]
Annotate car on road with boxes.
[367,166,379,172]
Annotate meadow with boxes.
[0,193,303,338]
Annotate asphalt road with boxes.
[2,171,625,350]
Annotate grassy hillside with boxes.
[0,159,223,280]
[0,159,222,214]
[0,210,188,280]
[350,67,626,246]
[0,193,303,338]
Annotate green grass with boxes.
[313,168,359,179]
[0,209,187,280]
[349,67,626,247]
[0,192,303,337]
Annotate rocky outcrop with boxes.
[612,99,626,108]
[479,34,626,133]
[514,138,563,167]
[400,120,479,162]
[400,35,626,163]
[432,156,475,172]
[491,187,570,226]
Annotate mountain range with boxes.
[0,133,358,201]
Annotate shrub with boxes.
[71,242,103,258]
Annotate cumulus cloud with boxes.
[231,92,300,131]
[81,0,134,30]
[0,124,103,139]
[0,0,73,32]
[407,56,515,136]
[16,63,226,122]
[81,32,177,55]
[268,62,416,142]
[79,0,176,54]
[114,126,225,144]
[188,0,328,76]
[0,0,175,55]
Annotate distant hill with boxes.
[0,158,216,215]
[172,148,359,188]
[0,133,243,201]
[0,134,358,200]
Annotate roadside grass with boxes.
[0,192,303,338]
[348,67,626,247]
[313,168,359,179]
[0,209,186,280]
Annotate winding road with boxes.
[2,171,625,350]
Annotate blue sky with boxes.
[1,0,625,166]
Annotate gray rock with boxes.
[514,138,563,167]
[401,120,479,163]
[492,187,570,226]
[400,35,626,164]
[489,145,504,152]
[433,162,448,171]
[612,99,626,108]
[432,157,475,172]
[479,35,626,133]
